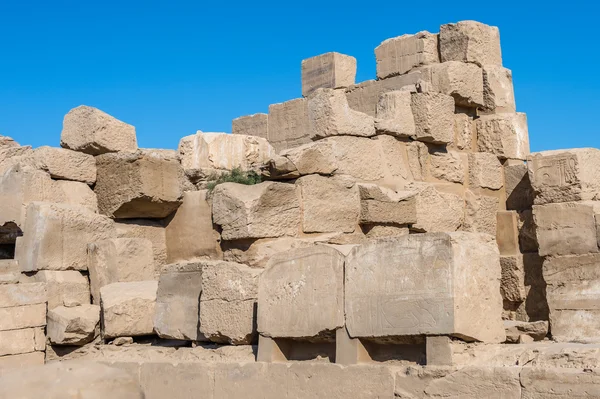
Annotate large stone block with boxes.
[273,140,338,178]
[428,150,466,184]
[453,113,475,151]
[87,238,155,304]
[24,270,90,309]
[33,146,96,184]
[476,113,529,160]
[212,181,300,240]
[504,160,534,210]
[345,232,505,342]
[60,105,138,155]
[425,61,484,108]
[0,327,44,356]
[301,52,356,97]
[496,211,519,256]
[0,283,46,308]
[375,90,416,138]
[463,191,500,236]
[115,219,167,270]
[358,183,417,225]
[258,246,344,338]
[411,92,454,144]
[326,136,387,181]
[0,260,19,285]
[500,255,527,304]
[408,183,464,233]
[267,98,311,152]
[422,367,521,399]
[482,65,516,113]
[468,152,503,190]
[54,180,98,212]
[47,304,100,345]
[17,202,115,272]
[375,32,439,79]
[232,113,269,139]
[520,367,600,399]
[439,20,502,66]
[0,303,46,331]
[100,280,158,339]
[95,150,184,218]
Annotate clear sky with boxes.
[0,1,597,152]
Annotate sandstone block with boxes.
[482,65,516,113]
[408,183,464,233]
[374,90,416,138]
[47,305,100,345]
[426,336,453,366]
[0,303,46,331]
[504,160,534,210]
[345,232,505,342]
[267,98,311,152]
[439,20,502,66]
[520,367,600,399]
[500,255,527,303]
[476,113,529,160]
[87,238,155,304]
[469,152,503,190]
[258,246,344,338]
[423,367,520,399]
[115,219,167,269]
[0,260,19,285]
[326,136,386,181]
[54,180,98,212]
[277,140,338,177]
[232,113,269,139]
[375,31,439,79]
[453,113,475,151]
[100,280,158,339]
[428,150,466,184]
[33,146,96,184]
[212,181,300,240]
[464,192,500,236]
[0,146,35,174]
[496,211,519,255]
[411,92,454,144]
[301,52,356,97]
[362,224,409,238]
[0,283,46,308]
[358,183,417,225]
[425,61,484,108]
[0,352,45,374]
[60,105,137,155]
[0,327,44,356]
[504,320,548,343]
[25,270,90,309]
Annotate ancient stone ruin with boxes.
[0,20,599,398]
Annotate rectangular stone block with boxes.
[500,255,526,303]
[375,90,416,138]
[375,31,439,79]
[358,184,416,225]
[47,304,100,345]
[0,328,43,356]
[469,152,503,190]
[302,52,356,97]
[482,65,516,113]
[422,367,521,399]
[33,146,96,184]
[232,113,269,139]
[426,336,453,366]
[408,183,464,233]
[411,92,454,145]
[139,362,214,399]
[0,283,46,308]
[496,211,519,255]
[424,61,484,108]
[116,219,167,271]
[463,191,500,236]
[476,113,529,160]
[0,352,44,375]
[428,150,466,184]
[23,270,90,309]
[439,20,502,66]
[0,260,19,285]
[504,160,534,210]
[267,98,312,152]
[0,304,46,331]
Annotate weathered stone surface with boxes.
[520,367,600,399]
[115,219,167,270]
[0,327,44,356]
[375,31,439,79]
[100,280,158,339]
[33,146,96,184]
[0,352,45,374]
[326,136,386,181]
[0,260,19,285]
[476,113,529,160]
[0,283,46,308]
[358,183,417,225]
[500,255,527,304]
[200,261,261,344]
[345,233,505,342]
[24,270,90,309]
[375,90,416,138]
[232,113,269,139]
[469,152,503,190]
[95,150,184,218]
[212,181,300,240]
[464,191,500,236]
[87,238,155,304]
[517,210,538,253]
[517,252,548,323]
[17,202,115,272]
[0,303,46,331]
[424,367,520,399]
[276,140,338,177]
[362,224,409,238]
[302,52,356,97]
[504,320,548,343]
[139,362,214,399]
[258,246,344,338]
[426,336,453,366]
[425,61,484,108]
[267,98,311,152]
[533,202,598,256]
[60,105,137,155]
[0,135,18,149]
[453,113,475,151]
[408,183,464,233]
[482,65,516,113]
[439,21,502,66]
[411,92,454,144]
[54,179,98,212]
[428,150,466,184]
[47,304,100,345]
[496,211,519,255]
[0,145,35,174]
[504,160,534,210]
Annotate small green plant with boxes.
[206,167,262,192]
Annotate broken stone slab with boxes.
[258,246,344,338]
[100,280,158,339]
[33,146,96,184]
[424,61,484,108]
[362,224,409,239]
[0,145,36,175]
[345,232,505,342]
[301,52,356,97]
[0,303,46,331]
[0,259,19,285]
[267,98,312,152]
[87,238,155,304]
[23,270,90,309]
[95,150,184,218]
[439,20,502,66]
[0,327,45,356]
[375,31,439,79]
[60,105,138,155]
[500,255,527,304]
[357,183,417,225]
[482,65,516,113]
[476,113,529,160]
[374,90,416,138]
[468,152,503,190]
[17,202,115,272]
[407,183,464,233]
[212,181,300,240]
[115,218,167,271]
[453,113,475,151]
[428,150,466,184]
[200,261,261,345]
[504,320,548,343]
[464,191,500,236]
[411,92,454,144]
[47,305,100,345]
[232,113,269,140]
[0,283,46,308]
[504,159,534,210]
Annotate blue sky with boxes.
[0,1,597,152]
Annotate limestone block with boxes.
[423,367,521,399]
[504,160,534,210]
[267,98,311,152]
[527,148,600,205]
[496,211,519,255]
[476,113,529,160]
[298,175,359,233]
[0,260,19,285]
[326,136,386,181]
[358,183,417,225]
[0,283,46,308]
[140,362,215,399]
[408,183,464,233]
[258,246,344,338]
[411,92,454,144]
[0,146,36,176]
[25,270,90,309]
[482,65,515,113]
[375,90,416,138]
[262,154,301,180]
[426,61,485,108]
[0,352,45,374]
[232,113,269,139]
[439,21,502,66]
[0,303,46,331]
[345,232,505,342]
[362,224,409,238]
[165,190,220,264]
[307,88,375,140]
[95,150,184,218]
[47,305,100,345]
[504,320,548,343]
[154,262,203,341]
[429,151,466,184]
[100,280,158,339]
[469,152,503,190]
[500,255,526,303]
[453,113,475,151]
[212,181,300,240]
[115,219,167,269]
[200,261,261,344]
[375,31,439,79]
[17,202,115,272]
[87,238,155,304]
[517,210,538,253]
[278,140,338,177]
[301,52,356,97]
[54,180,98,212]
[533,202,598,256]
[464,192,500,236]
[60,105,137,155]
[33,146,96,184]
[407,141,429,180]
[520,367,600,399]
[0,328,44,356]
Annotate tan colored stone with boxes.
[60,105,137,155]
[504,160,534,210]
[411,92,454,144]
[0,135,18,149]
[408,183,464,233]
[439,21,502,66]
[0,303,46,331]
[362,224,410,238]
[0,283,46,308]
[358,183,417,225]
[500,255,527,303]
[476,113,529,160]
[425,61,484,108]
[426,336,453,366]
[424,367,520,399]
[429,150,466,184]
[464,192,500,236]
[326,136,386,181]
[453,113,475,151]
[407,141,429,180]
[115,219,167,270]
[496,211,519,255]
[279,140,338,176]
[33,146,96,184]
[504,320,548,343]
[482,65,516,113]
[375,31,439,78]
[47,305,100,345]
[232,113,269,139]
[302,52,356,97]
[520,367,600,399]
[0,328,41,356]
[517,210,538,253]
[0,352,44,375]
[24,270,90,309]
[0,260,19,285]
[469,152,503,190]
[54,180,98,212]
[375,90,416,138]
[267,98,311,152]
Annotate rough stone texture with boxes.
[0,327,44,356]
[232,113,269,139]
[428,151,466,184]
[345,233,505,342]
[165,190,221,263]
[267,98,311,152]
[212,181,300,240]
[298,175,359,233]
[375,31,439,78]
[95,150,184,218]
[301,52,356,97]
[24,270,90,309]
[326,136,386,181]
[482,65,516,113]
[17,202,115,272]
[469,152,503,190]
[0,303,46,331]
[425,61,485,108]
[439,21,502,66]
[0,283,46,308]
[100,280,158,339]
[476,113,530,160]
[518,210,539,253]
[47,304,100,345]
[520,367,600,399]
[453,113,475,151]
[54,179,99,212]
[87,238,155,304]
[500,255,527,304]
[358,183,417,225]
[33,146,96,184]
[362,224,409,238]
[423,367,521,399]
[277,140,338,177]
[375,90,416,138]
[258,246,344,338]
[0,260,19,285]
[60,105,138,155]
[408,183,464,233]
[504,320,548,343]
[464,191,500,236]
[411,92,454,144]
[200,261,261,344]
[504,160,534,210]
[0,135,18,149]
[115,219,167,271]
